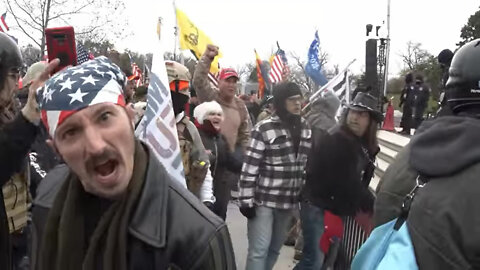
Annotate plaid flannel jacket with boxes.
[239,115,312,209]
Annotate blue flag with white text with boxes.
[305,31,328,86]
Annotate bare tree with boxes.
[399,41,430,70]
[4,0,127,56]
[236,63,255,81]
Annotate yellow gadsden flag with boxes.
[176,8,222,74]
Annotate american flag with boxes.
[76,43,95,64]
[269,53,285,83]
[132,63,142,87]
[269,47,289,84]
[1,12,9,32]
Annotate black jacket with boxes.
[399,84,415,108]
[32,146,236,270]
[197,128,242,178]
[412,83,430,110]
[303,126,377,216]
[0,113,37,270]
[375,116,480,269]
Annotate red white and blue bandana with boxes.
[38,56,126,138]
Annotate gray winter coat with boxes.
[374,116,480,270]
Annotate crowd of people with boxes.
[2,29,480,270]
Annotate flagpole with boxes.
[172,0,181,63]
[303,58,356,112]
[346,70,350,104]
[383,0,391,96]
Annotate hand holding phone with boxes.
[45,26,77,75]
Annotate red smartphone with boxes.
[45,26,77,74]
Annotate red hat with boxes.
[218,68,239,81]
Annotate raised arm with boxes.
[192,45,220,103]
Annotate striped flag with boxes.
[269,45,289,84]
[1,12,9,32]
[309,70,349,104]
[269,53,285,83]
[208,72,218,87]
[330,71,349,101]
[304,59,356,113]
[132,63,142,87]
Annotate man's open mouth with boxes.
[94,159,118,177]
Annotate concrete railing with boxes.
[370,130,411,191]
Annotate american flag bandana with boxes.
[38,56,126,138]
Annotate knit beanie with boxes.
[273,82,303,122]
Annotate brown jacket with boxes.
[193,56,250,151]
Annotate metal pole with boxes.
[172,0,181,63]
[383,0,391,96]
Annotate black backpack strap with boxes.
[393,175,427,230]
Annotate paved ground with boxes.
[226,203,298,270]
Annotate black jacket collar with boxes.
[128,146,169,248]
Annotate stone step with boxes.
[378,144,398,164]
[377,130,410,153]
[374,158,390,179]
[369,173,381,193]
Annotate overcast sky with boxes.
[3,0,479,77]
[118,0,478,78]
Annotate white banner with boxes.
[135,38,186,187]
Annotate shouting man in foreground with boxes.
[32,57,236,270]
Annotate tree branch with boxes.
[15,16,43,32]
[12,0,43,28]
[49,2,94,21]
[5,0,41,47]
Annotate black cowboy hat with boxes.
[347,92,384,122]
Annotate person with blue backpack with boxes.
[354,38,480,270]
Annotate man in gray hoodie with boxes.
[374,38,480,270]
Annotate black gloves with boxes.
[239,206,256,219]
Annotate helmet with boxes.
[165,60,190,84]
[0,32,22,73]
[165,60,190,97]
[445,39,480,113]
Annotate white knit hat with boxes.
[193,101,223,124]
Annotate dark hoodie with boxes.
[374,116,480,269]
[272,82,302,154]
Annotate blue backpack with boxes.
[351,176,426,270]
